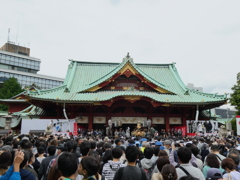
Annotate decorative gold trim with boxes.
[140,87,144,90]
[155,87,171,94]
[124,96,141,101]
[93,102,102,105]
[118,62,139,75]
[162,103,170,106]
[86,85,101,92]
[111,86,115,89]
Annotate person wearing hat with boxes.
[163,140,172,156]
[104,137,110,142]
[206,168,223,180]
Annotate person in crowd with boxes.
[151,157,170,180]
[24,150,38,180]
[102,147,126,180]
[90,141,97,152]
[204,145,225,166]
[79,141,91,162]
[19,151,36,180]
[206,168,223,180]
[202,154,224,178]
[161,164,177,180]
[38,145,56,180]
[75,137,83,157]
[0,151,24,180]
[190,146,203,170]
[115,139,122,148]
[0,151,12,177]
[227,148,240,171]
[36,147,45,164]
[99,149,113,175]
[175,147,204,180]
[58,152,78,180]
[140,146,154,178]
[141,141,149,153]
[221,158,240,180]
[47,141,76,180]
[163,140,172,156]
[113,145,147,180]
[151,147,159,164]
[78,156,100,180]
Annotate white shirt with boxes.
[176,163,205,180]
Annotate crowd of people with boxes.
[0,131,240,180]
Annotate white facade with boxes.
[0,50,64,89]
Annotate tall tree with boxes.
[0,77,24,111]
[230,72,240,115]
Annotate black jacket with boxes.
[38,155,56,180]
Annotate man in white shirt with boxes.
[203,145,225,166]
[176,147,205,180]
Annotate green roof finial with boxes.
[122,52,134,63]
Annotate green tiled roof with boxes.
[12,105,56,117]
[25,55,227,104]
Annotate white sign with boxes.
[21,119,75,134]
[236,116,240,135]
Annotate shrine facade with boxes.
[1,54,227,132]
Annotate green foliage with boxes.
[0,77,24,111]
[231,118,237,132]
[230,72,240,115]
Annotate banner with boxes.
[236,116,240,135]
[73,123,78,135]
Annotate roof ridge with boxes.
[26,84,67,95]
[187,88,227,98]
[12,105,34,115]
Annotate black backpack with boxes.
[116,167,147,180]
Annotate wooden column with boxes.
[182,107,187,127]
[165,107,170,131]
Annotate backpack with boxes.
[138,161,155,180]
[116,167,147,180]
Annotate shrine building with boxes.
[1,54,228,131]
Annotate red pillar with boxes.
[88,107,93,130]
[165,107,170,131]
[182,116,186,127]
[88,115,93,130]
[165,116,170,131]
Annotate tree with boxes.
[0,77,24,111]
[230,72,240,115]
[231,118,237,132]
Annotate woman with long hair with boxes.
[202,154,224,178]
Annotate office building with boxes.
[0,42,63,89]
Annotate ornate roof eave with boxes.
[28,97,95,104]
[26,95,227,106]
[78,54,174,94]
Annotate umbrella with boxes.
[140,138,147,141]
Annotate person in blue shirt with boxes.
[0,151,24,180]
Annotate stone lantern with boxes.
[2,115,15,130]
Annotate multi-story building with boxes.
[186,83,203,92]
[0,42,63,89]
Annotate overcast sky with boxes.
[0,0,239,107]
